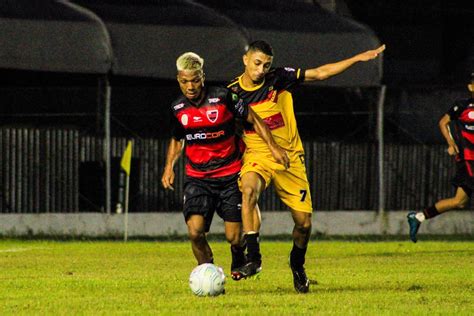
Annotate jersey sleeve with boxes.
[227,90,249,120]
[275,67,305,89]
[170,112,185,140]
[446,100,466,120]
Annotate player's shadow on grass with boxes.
[332,249,473,259]
[231,282,430,295]
[310,283,427,293]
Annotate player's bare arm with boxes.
[304,44,386,81]
[161,138,184,190]
[438,114,459,155]
[246,108,290,168]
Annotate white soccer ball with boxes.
[189,263,226,296]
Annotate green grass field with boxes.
[0,239,472,315]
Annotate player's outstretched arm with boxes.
[246,108,290,169]
[438,114,459,155]
[304,44,386,81]
[161,138,184,191]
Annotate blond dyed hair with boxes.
[176,52,204,74]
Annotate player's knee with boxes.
[225,231,240,245]
[242,185,258,203]
[295,221,312,235]
[227,235,241,246]
[293,212,312,234]
[188,229,206,243]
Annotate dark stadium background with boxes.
[0,0,472,214]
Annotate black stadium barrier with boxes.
[0,127,456,213]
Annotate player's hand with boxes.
[357,44,386,62]
[161,169,175,191]
[270,145,290,169]
[447,144,459,156]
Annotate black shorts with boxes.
[183,173,242,232]
[451,160,474,196]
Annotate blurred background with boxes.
[0,0,472,236]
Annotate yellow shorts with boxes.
[240,150,313,213]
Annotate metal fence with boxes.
[0,127,456,213]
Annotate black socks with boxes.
[423,205,440,219]
[290,242,307,268]
[245,232,262,262]
[230,245,246,268]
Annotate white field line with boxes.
[0,247,47,253]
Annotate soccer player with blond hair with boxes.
[162,52,288,271]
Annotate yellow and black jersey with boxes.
[227,67,305,154]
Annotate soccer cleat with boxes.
[230,260,262,281]
[290,264,310,293]
[407,211,421,243]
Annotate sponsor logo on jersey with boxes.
[185,130,225,140]
[173,103,185,110]
[208,97,220,104]
[284,67,295,72]
[263,113,285,130]
[206,110,219,123]
[245,113,285,134]
[193,116,203,122]
[181,114,188,126]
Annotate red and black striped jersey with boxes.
[447,98,474,159]
[227,67,305,154]
[170,86,248,178]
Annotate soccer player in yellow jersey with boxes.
[228,40,385,292]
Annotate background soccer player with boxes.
[228,40,385,292]
[161,52,288,271]
[407,72,474,242]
